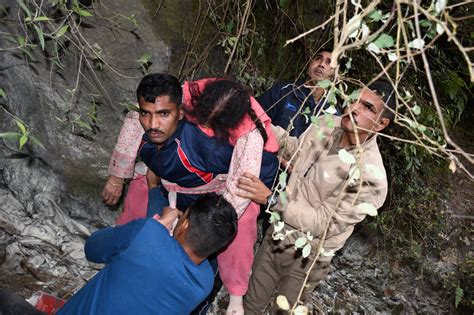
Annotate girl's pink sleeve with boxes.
[108,111,145,178]
[223,129,263,217]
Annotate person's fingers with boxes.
[242,172,259,180]
[236,190,254,199]
[237,181,255,192]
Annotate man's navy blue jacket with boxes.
[140,120,278,210]
[257,79,339,137]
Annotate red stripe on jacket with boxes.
[175,139,213,183]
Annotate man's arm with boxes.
[102,111,144,205]
[84,219,147,263]
[285,174,387,239]
[271,123,319,165]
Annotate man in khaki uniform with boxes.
[237,80,396,314]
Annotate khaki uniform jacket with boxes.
[272,116,388,261]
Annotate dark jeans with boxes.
[146,187,169,217]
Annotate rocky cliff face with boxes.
[0,0,181,298]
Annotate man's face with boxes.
[341,87,389,137]
[138,95,184,148]
[307,51,335,84]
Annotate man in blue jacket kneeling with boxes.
[58,193,237,315]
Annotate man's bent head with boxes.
[174,194,238,259]
[137,73,184,147]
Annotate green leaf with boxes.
[126,14,138,28]
[29,134,45,149]
[435,0,447,15]
[73,5,93,17]
[279,191,287,206]
[436,22,445,35]
[419,19,432,28]
[17,35,26,46]
[367,42,380,54]
[0,132,22,140]
[34,25,45,50]
[347,15,362,38]
[19,133,28,149]
[18,0,32,18]
[372,33,394,49]
[269,211,281,224]
[272,233,285,240]
[426,28,436,39]
[15,120,27,134]
[137,53,152,65]
[278,0,288,9]
[455,286,463,308]
[345,57,352,70]
[319,247,335,257]
[74,119,93,131]
[348,165,360,185]
[226,21,234,33]
[302,243,311,258]
[412,105,421,115]
[325,115,335,128]
[34,16,50,22]
[0,88,5,99]
[417,124,426,133]
[274,221,284,233]
[324,106,337,116]
[351,0,362,9]
[294,305,309,315]
[294,237,307,249]
[338,149,356,164]
[25,16,50,22]
[348,89,361,101]
[317,79,332,89]
[357,202,378,216]
[20,47,35,60]
[369,10,383,22]
[387,52,397,61]
[276,295,290,310]
[408,38,425,50]
[278,171,287,188]
[55,25,69,38]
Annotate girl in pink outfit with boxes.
[103,78,278,314]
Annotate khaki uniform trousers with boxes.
[244,225,330,315]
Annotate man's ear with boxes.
[174,216,189,242]
[178,105,185,120]
[375,117,390,132]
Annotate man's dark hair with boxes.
[187,79,268,143]
[186,193,238,258]
[136,73,182,105]
[368,80,396,121]
[316,46,332,55]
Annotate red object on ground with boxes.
[33,291,66,314]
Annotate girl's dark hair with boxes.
[187,79,267,143]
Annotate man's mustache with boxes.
[341,112,358,125]
[146,128,164,134]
